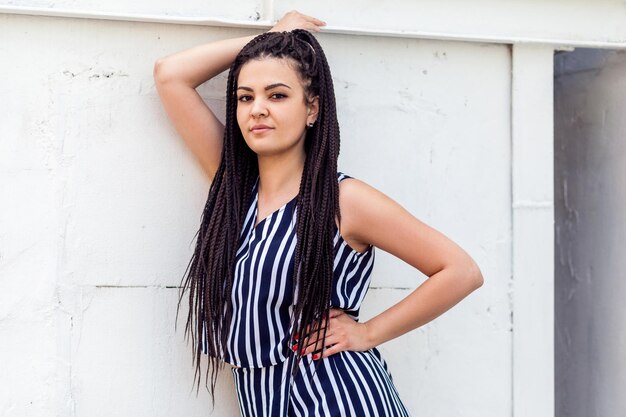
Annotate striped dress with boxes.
[205,172,411,417]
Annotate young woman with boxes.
[154,10,483,417]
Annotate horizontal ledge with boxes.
[2,5,626,49]
[512,201,554,209]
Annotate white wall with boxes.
[555,48,626,417]
[1,1,607,416]
[3,0,626,46]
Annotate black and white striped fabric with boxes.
[202,172,411,416]
[231,346,412,416]
[207,172,374,368]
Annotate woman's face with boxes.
[236,57,319,158]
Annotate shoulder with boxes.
[337,172,380,208]
[337,174,391,214]
[336,172,482,280]
[335,172,390,253]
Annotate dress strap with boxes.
[337,171,353,182]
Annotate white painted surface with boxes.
[0,0,572,415]
[3,0,626,47]
[554,48,626,417]
[277,0,626,47]
[511,44,555,417]
[0,0,262,20]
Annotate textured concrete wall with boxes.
[0,0,568,415]
[555,48,626,417]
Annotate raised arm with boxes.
[153,11,326,181]
[153,35,256,181]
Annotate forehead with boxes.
[237,57,303,88]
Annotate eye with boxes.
[270,93,287,100]
[237,95,252,102]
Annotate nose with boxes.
[250,97,268,118]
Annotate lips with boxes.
[251,124,273,133]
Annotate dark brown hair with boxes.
[176,29,341,405]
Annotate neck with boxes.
[257,148,306,200]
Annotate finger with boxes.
[303,318,329,338]
[306,24,322,33]
[300,328,337,356]
[293,335,317,356]
[298,12,326,26]
[299,326,326,344]
[299,329,332,354]
[303,333,337,356]
[298,309,344,346]
[295,21,321,33]
[310,321,333,340]
[315,343,342,360]
[310,344,331,359]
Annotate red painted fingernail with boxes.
[294,333,299,341]
[300,349,306,355]
[292,344,298,352]
[312,353,320,360]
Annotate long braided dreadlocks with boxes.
[176,29,341,405]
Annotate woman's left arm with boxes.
[301,177,484,359]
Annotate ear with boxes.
[306,95,320,124]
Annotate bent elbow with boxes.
[153,58,171,84]
[468,260,484,288]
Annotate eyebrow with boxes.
[236,83,292,91]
